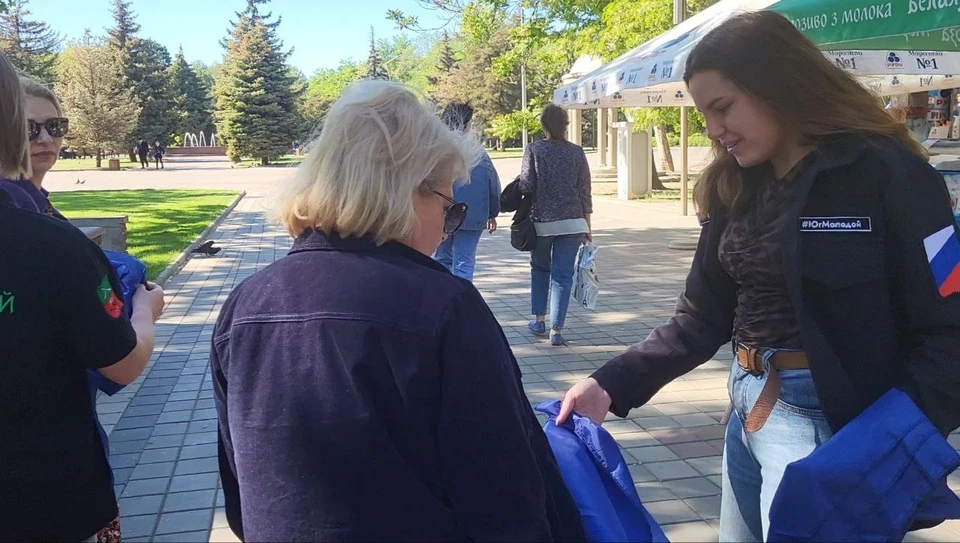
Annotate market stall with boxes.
[553,0,960,217]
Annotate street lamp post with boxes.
[520,3,528,151]
[675,0,689,216]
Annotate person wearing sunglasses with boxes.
[9,77,70,218]
[211,80,585,542]
[435,103,501,282]
[0,51,165,543]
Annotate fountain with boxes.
[172,130,225,157]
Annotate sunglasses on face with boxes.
[28,117,69,141]
[433,191,468,235]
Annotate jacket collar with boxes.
[289,228,451,274]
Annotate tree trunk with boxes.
[261,157,268,166]
[96,149,102,169]
[650,151,665,190]
[654,124,675,172]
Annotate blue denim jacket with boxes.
[211,229,584,542]
[454,152,501,230]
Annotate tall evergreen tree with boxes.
[169,46,213,139]
[0,0,62,82]
[364,27,388,80]
[215,0,300,164]
[130,38,176,144]
[107,1,175,145]
[426,30,455,87]
[107,0,139,50]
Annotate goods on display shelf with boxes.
[938,165,960,227]
[929,90,953,141]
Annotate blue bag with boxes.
[103,249,148,317]
[536,400,669,543]
[767,389,960,542]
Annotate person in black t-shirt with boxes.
[0,50,166,542]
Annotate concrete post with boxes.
[597,107,608,167]
[608,109,618,169]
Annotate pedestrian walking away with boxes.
[519,104,593,346]
[434,102,501,282]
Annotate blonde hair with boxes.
[20,76,62,115]
[685,11,926,219]
[0,51,31,179]
[272,80,480,243]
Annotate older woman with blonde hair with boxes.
[211,80,584,542]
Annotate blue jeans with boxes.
[530,234,584,331]
[435,229,483,281]
[719,351,833,542]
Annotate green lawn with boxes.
[52,189,239,280]
[235,154,306,168]
[51,156,138,171]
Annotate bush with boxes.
[651,132,712,148]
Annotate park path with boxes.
[83,161,960,542]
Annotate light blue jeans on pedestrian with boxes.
[719,350,833,542]
[435,229,483,282]
[531,234,584,331]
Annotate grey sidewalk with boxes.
[97,194,960,542]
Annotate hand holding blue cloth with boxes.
[536,400,669,543]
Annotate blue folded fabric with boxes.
[536,400,669,543]
[767,389,960,542]
[103,249,148,317]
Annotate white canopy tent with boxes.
[553,0,960,214]
[554,0,960,109]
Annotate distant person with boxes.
[435,102,501,282]
[519,104,592,346]
[154,141,165,169]
[212,80,584,542]
[0,48,166,543]
[137,139,149,169]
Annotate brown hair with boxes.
[20,76,62,115]
[541,104,568,141]
[0,51,31,179]
[684,10,926,219]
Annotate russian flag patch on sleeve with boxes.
[924,225,960,298]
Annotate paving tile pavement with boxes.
[95,193,960,542]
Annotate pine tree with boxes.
[107,0,139,50]
[0,0,62,82]
[107,0,175,145]
[215,0,300,164]
[168,46,213,139]
[56,31,140,167]
[364,27,388,80]
[426,30,455,87]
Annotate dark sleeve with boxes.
[882,155,960,435]
[579,147,593,215]
[211,306,244,540]
[436,290,553,541]
[486,155,502,219]
[591,221,736,416]
[518,144,536,194]
[56,237,138,369]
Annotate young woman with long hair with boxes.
[558,11,960,541]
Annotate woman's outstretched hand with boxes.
[557,377,612,426]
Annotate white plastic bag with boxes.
[573,241,600,310]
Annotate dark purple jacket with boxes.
[211,229,584,542]
[0,178,41,214]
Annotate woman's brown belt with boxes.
[734,344,810,433]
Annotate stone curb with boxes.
[155,190,246,287]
